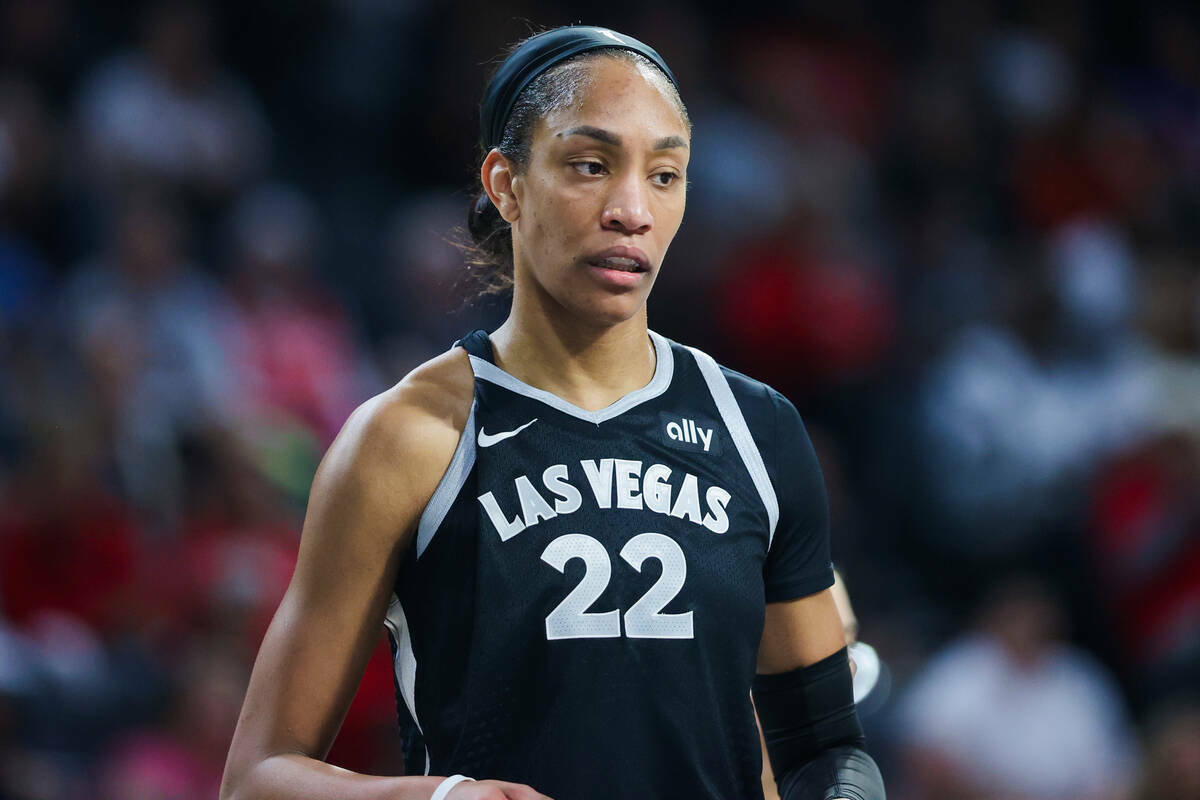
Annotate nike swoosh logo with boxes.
[477,418,538,448]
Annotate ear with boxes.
[481,149,521,223]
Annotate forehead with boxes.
[539,57,688,143]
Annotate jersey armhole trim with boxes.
[415,400,477,559]
[383,594,431,775]
[685,346,780,546]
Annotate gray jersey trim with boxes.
[467,330,674,424]
[416,401,477,559]
[686,346,780,547]
[383,593,430,774]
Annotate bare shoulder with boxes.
[346,345,474,460]
[306,346,475,553]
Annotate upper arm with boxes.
[757,589,847,673]
[222,350,473,784]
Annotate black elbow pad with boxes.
[753,647,865,765]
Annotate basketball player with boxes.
[220,26,885,800]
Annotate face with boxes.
[488,57,690,326]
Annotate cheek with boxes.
[531,218,559,265]
[661,197,684,228]
[533,188,588,250]
[523,191,580,280]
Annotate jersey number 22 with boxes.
[540,532,694,640]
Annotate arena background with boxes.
[0,1,1198,797]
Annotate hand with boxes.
[449,779,554,800]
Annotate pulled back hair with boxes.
[463,43,689,296]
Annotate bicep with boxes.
[757,588,846,674]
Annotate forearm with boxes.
[223,752,445,800]
[758,709,781,800]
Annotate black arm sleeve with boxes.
[762,389,835,602]
[754,648,885,800]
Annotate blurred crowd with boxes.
[0,1,1197,798]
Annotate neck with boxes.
[489,286,655,413]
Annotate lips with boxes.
[585,246,649,273]
[591,257,642,272]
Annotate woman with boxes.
[220,26,884,800]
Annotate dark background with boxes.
[0,1,1198,798]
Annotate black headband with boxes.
[479,25,679,152]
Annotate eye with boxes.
[652,171,681,187]
[572,160,607,176]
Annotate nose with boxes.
[601,172,653,234]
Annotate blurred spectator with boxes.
[97,642,248,800]
[0,78,55,464]
[0,431,138,638]
[58,186,236,530]
[1139,254,1200,435]
[0,76,65,264]
[75,0,269,203]
[146,432,297,658]
[916,244,1153,556]
[714,208,896,396]
[899,575,1136,799]
[219,183,379,501]
[0,0,84,103]
[1084,239,1200,704]
[0,422,157,762]
[376,189,490,369]
[1132,701,1200,800]
[983,29,1075,130]
[684,104,804,244]
[1124,8,1200,181]
[1089,432,1200,704]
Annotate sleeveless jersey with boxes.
[385,329,834,800]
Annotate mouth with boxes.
[586,256,646,273]
[584,246,650,273]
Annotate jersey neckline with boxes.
[465,329,675,424]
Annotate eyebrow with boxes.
[558,125,688,151]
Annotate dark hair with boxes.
[463,45,689,296]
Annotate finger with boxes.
[460,788,505,800]
[491,780,555,800]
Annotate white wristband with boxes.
[430,774,474,800]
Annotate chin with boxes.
[569,291,648,328]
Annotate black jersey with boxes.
[385,329,834,800]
